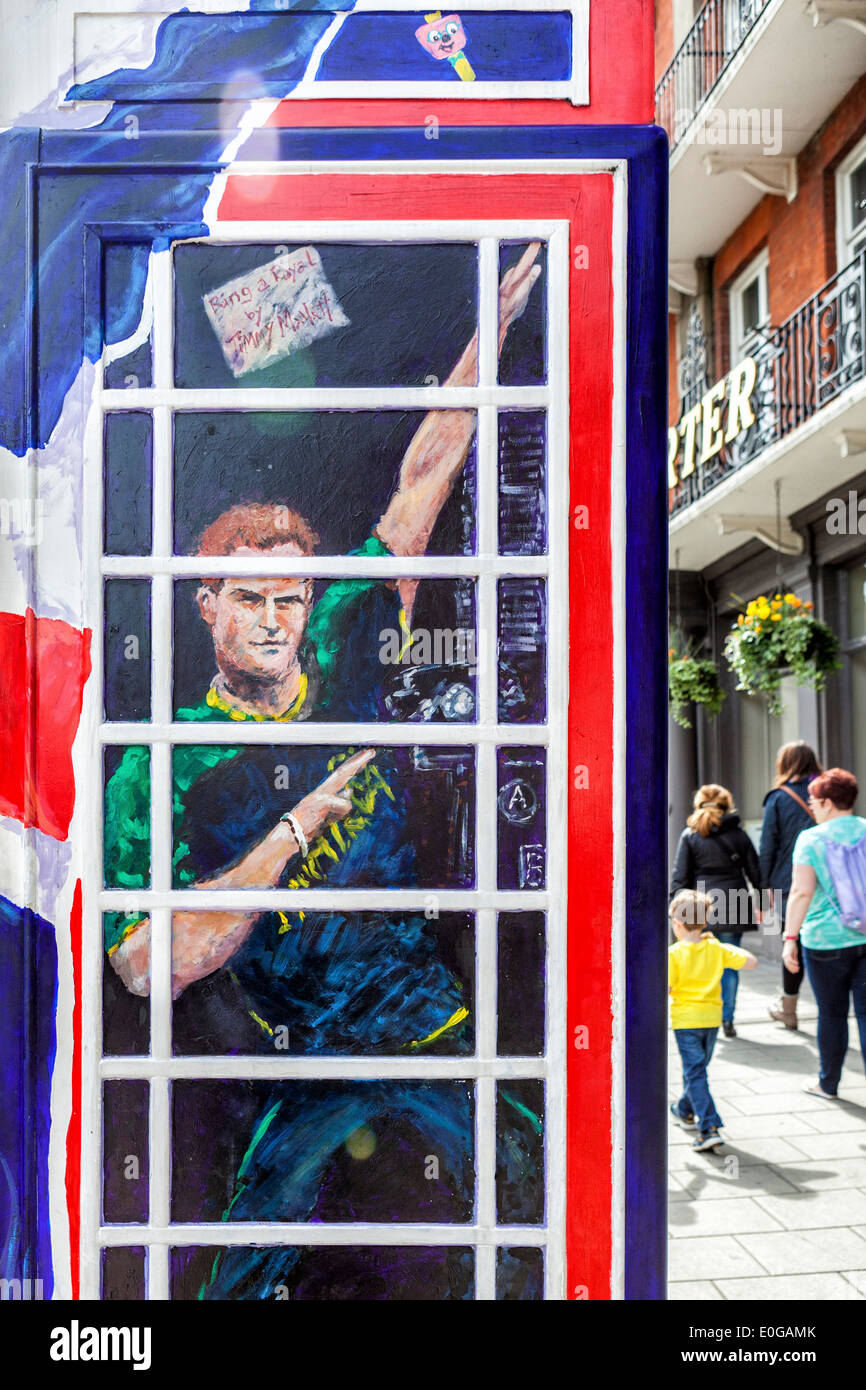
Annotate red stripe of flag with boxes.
[0,609,92,842]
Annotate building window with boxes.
[836,134,866,271]
[728,249,769,363]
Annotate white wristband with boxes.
[280,812,308,859]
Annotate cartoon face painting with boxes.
[415,13,467,61]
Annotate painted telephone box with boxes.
[0,0,667,1302]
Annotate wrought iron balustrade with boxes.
[656,0,773,151]
[670,249,866,517]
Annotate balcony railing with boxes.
[670,249,866,517]
[656,0,774,151]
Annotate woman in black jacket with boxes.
[759,741,822,1030]
[671,783,763,1037]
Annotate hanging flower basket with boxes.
[723,593,841,718]
[668,641,725,729]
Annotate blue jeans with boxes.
[717,931,743,1024]
[672,1028,722,1133]
[802,942,866,1095]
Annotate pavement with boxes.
[668,955,866,1301]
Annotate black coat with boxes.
[759,777,814,894]
[671,812,763,931]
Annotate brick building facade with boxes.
[658,0,866,864]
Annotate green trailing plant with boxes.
[668,640,725,729]
[723,592,841,717]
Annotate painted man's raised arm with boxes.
[376,245,542,587]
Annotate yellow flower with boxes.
[774,593,782,601]
[784,593,798,605]
[770,613,782,621]
[805,601,814,611]
[746,600,758,618]
[737,615,744,626]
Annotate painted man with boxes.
[104,246,542,1299]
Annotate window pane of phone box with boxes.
[496,1080,545,1225]
[498,577,546,723]
[499,410,547,556]
[497,748,546,890]
[172,576,477,723]
[104,746,150,890]
[170,744,476,889]
[101,1247,146,1300]
[174,242,478,390]
[103,916,149,1056]
[104,412,152,556]
[103,242,152,391]
[172,412,476,559]
[498,242,547,387]
[170,1080,475,1227]
[171,1244,475,1301]
[171,912,473,1058]
[497,912,545,1056]
[104,579,151,722]
[496,1246,544,1300]
[103,1080,149,1225]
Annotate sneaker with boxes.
[802,1081,837,1100]
[722,1020,736,1039]
[693,1129,722,1152]
[670,1103,697,1129]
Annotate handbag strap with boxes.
[713,830,748,881]
[779,783,816,822]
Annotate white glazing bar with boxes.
[147,247,174,1300]
[475,236,500,1301]
[100,889,549,912]
[544,227,571,1300]
[80,321,107,1301]
[99,722,549,747]
[102,556,548,578]
[102,1056,547,1081]
[100,1224,548,1249]
[101,387,549,411]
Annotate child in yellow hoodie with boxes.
[669,890,757,1151]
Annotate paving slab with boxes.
[727,1090,845,1116]
[736,1226,866,1275]
[713,1272,864,1301]
[753,1189,866,1230]
[669,1196,783,1237]
[667,1235,767,1282]
[667,1280,723,1301]
[782,1130,866,1160]
[783,1157,866,1191]
[714,1136,814,1166]
[676,1164,800,1200]
[842,1270,866,1295]
[719,1113,818,1141]
[795,1107,866,1133]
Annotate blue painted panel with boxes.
[0,895,58,1298]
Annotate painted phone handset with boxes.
[382,658,527,722]
[415,11,476,82]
